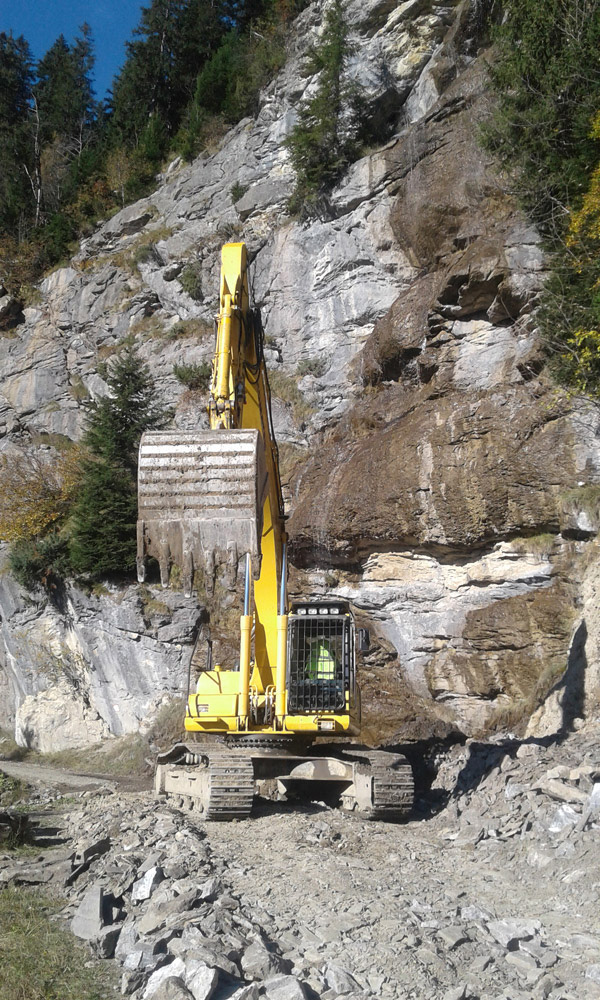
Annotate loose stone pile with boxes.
[431,725,600,849]
[2,792,313,1000]
[0,721,598,1000]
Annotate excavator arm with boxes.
[137,243,289,726]
[137,245,283,593]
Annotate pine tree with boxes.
[110,0,188,151]
[69,345,170,576]
[285,0,362,214]
[35,25,96,154]
[69,458,139,575]
[0,32,35,234]
[484,0,600,236]
[109,0,238,154]
[84,344,169,470]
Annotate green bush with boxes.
[9,532,71,591]
[285,0,364,214]
[231,181,248,202]
[297,356,328,377]
[483,0,600,398]
[173,361,212,391]
[179,262,203,300]
[133,243,154,265]
[0,772,28,806]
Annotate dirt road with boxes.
[0,759,113,790]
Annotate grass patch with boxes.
[165,319,213,341]
[173,361,212,390]
[39,733,148,777]
[478,656,569,738]
[0,771,29,806]
[510,533,557,555]
[139,586,172,624]
[97,333,137,363]
[147,697,186,750]
[92,226,174,275]
[562,483,600,516]
[37,697,187,775]
[0,887,118,1000]
[297,356,328,378]
[68,375,90,401]
[131,317,213,343]
[21,285,43,308]
[268,370,314,424]
[129,314,165,340]
[0,729,27,762]
[29,431,74,451]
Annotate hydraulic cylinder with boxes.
[275,614,288,722]
[239,614,253,722]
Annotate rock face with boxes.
[0,557,202,748]
[0,0,599,745]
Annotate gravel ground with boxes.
[1,722,599,1000]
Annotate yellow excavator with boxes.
[137,242,413,820]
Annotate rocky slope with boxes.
[1,720,599,1000]
[0,0,599,748]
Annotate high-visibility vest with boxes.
[305,641,337,680]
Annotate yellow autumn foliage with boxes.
[562,327,600,395]
[0,445,85,543]
[566,112,600,261]
[557,110,600,397]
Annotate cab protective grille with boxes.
[287,614,349,712]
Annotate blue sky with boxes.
[0,0,146,100]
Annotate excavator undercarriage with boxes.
[155,744,414,821]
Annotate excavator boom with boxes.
[137,243,278,595]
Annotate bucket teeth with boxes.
[137,429,267,593]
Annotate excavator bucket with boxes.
[137,428,268,596]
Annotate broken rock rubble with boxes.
[0,722,598,1000]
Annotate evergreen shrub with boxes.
[173,361,212,390]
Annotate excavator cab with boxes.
[287,601,355,715]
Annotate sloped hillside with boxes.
[1,0,599,750]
